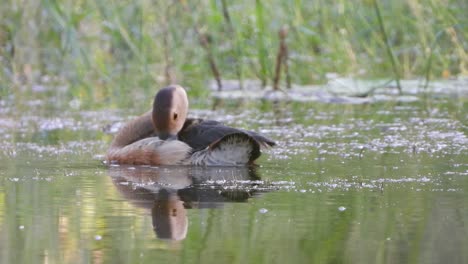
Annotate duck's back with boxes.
[178,119,275,151]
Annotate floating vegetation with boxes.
[210,78,468,102]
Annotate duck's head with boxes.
[152,85,189,140]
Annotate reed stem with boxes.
[373,0,402,95]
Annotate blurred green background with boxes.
[0,0,467,107]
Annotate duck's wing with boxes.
[178,119,276,151]
[240,129,276,148]
[189,133,261,166]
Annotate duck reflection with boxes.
[108,166,263,241]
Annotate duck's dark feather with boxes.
[178,118,276,152]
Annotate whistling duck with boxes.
[106,85,275,166]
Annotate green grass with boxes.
[0,0,467,106]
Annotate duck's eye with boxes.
[173,113,178,120]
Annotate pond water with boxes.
[0,89,467,263]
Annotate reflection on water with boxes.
[0,95,467,263]
[109,166,262,241]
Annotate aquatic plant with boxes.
[0,0,466,106]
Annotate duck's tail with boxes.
[189,133,261,166]
[244,131,276,148]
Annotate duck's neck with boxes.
[109,110,156,149]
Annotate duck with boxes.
[106,85,275,166]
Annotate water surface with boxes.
[0,90,467,263]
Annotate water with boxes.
[0,90,467,264]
